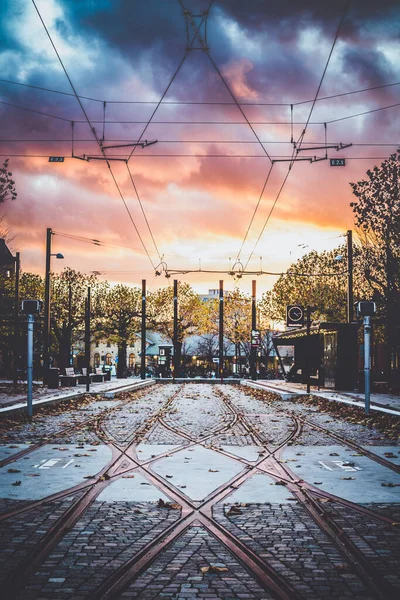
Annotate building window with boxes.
[106,353,112,365]
[129,354,135,368]
[94,353,100,367]
[95,342,99,348]
[107,342,111,348]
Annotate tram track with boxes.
[1,382,399,600]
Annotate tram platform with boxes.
[246,379,400,415]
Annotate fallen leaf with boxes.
[26,473,40,477]
[340,476,356,480]
[122,475,135,479]
[335,564,353,573]
[12,481,21,486]
[209,469,219,473]
[227,506,242,516]
[381,482,400,487]
[7,468,20,473]
[200,565,228,574]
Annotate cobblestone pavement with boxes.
[120,524,273,600]
[17,501,180,599]
[0,383,399,599]
[213,502,370,599]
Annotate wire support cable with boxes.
[31,0,158,270]
[243,0,350,270]
[1,78,399,106]
[179,0,272,163]
[126,1,215,162]
[126,163,162,262]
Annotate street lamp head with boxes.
[334,255,343,261]
[55,253,64,259]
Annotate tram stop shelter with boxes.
[273,322,358,391]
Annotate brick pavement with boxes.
[16,501,180,599]
[324,502,400,590]
[0,383,399,599]
[213,502,371,599]
[0,493,83,585]
[120,524,273,599]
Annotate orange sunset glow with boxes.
[1,0,399,295]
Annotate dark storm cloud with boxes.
[60,0,185,58]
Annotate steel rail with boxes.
[249,383,400,474]
[3,383,397,600]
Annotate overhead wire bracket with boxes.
[102,140,158,150]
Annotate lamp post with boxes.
[43,228,64,383]
[12,252,20,386]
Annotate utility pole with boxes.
[347,230,353,323]
[27,314,34,418]
[363,315,371,415]
[251,280,257,380]
[43,228,52,383]
[173,279,178,381]
[141,279,146,380]
[306,306,312,394]
[85,287,91,392]
[12,252,20,386]
[219,280,224,382]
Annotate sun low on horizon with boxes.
[1,0,399,296]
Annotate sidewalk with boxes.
[0,378,155,415]
[246,379,400,415]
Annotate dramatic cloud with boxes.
[1,0,399,294]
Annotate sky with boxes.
[1,0,399,296]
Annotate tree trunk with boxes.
[117,341,127,378]
[59,326,71,370]
[175,340,182,375]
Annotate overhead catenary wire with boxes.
[3,100,399,127]
[242,0,351,270]
[1,78,398,107]
[31,0,158,270]
[126,1,215,163]
[179,0,272,163]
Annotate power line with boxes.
[126,1,215,162]
[1,77,398,106]
[1,138,398,147]
[3,98,399,127]
[1,153,393,160]
[126,163,162,261]
[31,0,157,270]
[243,0,350,270]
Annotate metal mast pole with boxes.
[12,252,20,386]
[219,280,224,382]
[85,286,91,392]
[27,314,34,418]
[173,279,178,381]
[306,307,311,394]
[43,228,52,382]
[141,279,146,380]
[364,316,371,415]
[251,280,257,380]
[347,229,354,323]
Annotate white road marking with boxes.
[62,459,74,469]
[318,461,333,470]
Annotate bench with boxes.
[60,367,79,387]
[91,368,112,383]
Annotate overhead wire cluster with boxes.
[2,0,399,281]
